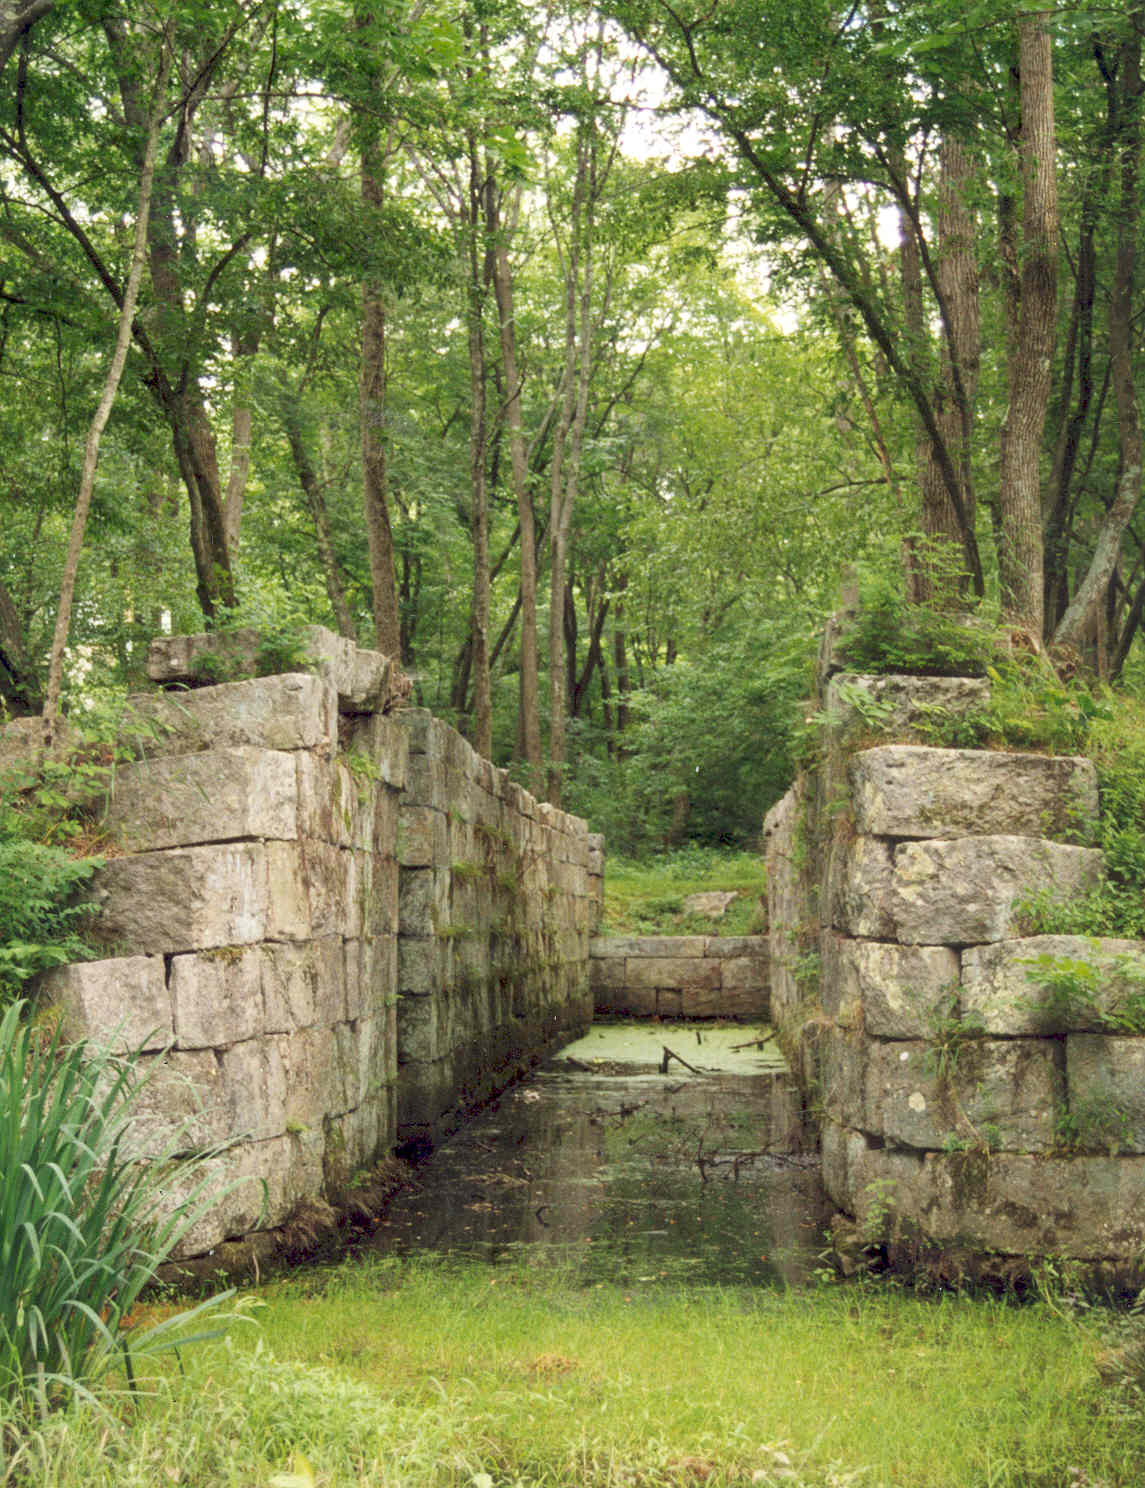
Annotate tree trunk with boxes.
[1055,10,1144,661]
[489,188,541,787]
[998,11,1057,639]
[360,130,402,660]
[283,408,356,639]
[42,27,170,742]
[467,133,492,760]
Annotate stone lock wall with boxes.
[766,669,1145,1273]
[589,936,769,1020]
[22,627,594,1257]
[395,709,595,1149]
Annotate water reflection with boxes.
[370,1023,830,1287]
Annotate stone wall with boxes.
[766,669,1145,1276]
[395,708,594,1149]
[589,936,769,1020]
[24,628,594,1257]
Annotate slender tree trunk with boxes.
[360,130,402,659]
[1055,13,1144,661]
[547,136,588,806]
[998,11,1057,639]
[42,29,170,742]
[466,133,492,759]
[283,408,356,639]
[489,189,541,786]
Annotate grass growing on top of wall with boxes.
[603,847,765,938]
[13,1255,1145,1487]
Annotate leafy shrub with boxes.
[0,840,103,1001]
[0,1001,231,1411]
[836,571,1000,678]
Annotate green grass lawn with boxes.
[603,848,766,938]
[14,1257,1145,1487]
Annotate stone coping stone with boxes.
[890,835,1104,945]
[147,625,397,714]
[823,672,991,736]
[589,935,708,958]
[38,954,172,1052]
[122,673,337,758]
[962,935,1145,1035]
[850,745,1098,843]
[105,746,298,852]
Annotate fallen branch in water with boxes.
[659,1045,703,1076]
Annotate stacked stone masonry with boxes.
[22,628,595,1257]
[589,936,769,1020]
[396,708,593,1148]
[766,669,1145,1269]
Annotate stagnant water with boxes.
[369,1022,831,1287]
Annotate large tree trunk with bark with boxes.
[998,11,1058,639]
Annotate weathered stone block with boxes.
[597,936,707,959]
[146,626,395,714]
[626,956,721,991]
[123,673,337,758]
[820,1025,867,1125]
[823,672,991,739]
[346,711,409,789]
[169,1131,325,1257]
[397,992,440,1064]
[40,955,172,1052]
[822,933,958,1038]
[890,836,1104,946]
[279,1025,344,1127]
[171,948,263,1048]
[704,936,769,958]
[864,1038,1061,1152]
[922,1152,1145,1258]
[122,1049,228,1158]
[1066,1036,1145,1152]
[107,747,297,851]
[849,745,1098,843]
[826,833,895,938]
[589,955,627,992]
[94,842,310,954]
[399,867,450,937]
[720,956,769,993]
[219,1038,289,1140]
[961,936,1145,1035]
[399,806,449,868]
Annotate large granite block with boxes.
[93,842,310,954]
[39,955,172,1052]
[106,747,297,851]
[122,673,337,758]
[825,833,896,939]
[962,936,1145,1035]
[864,1038,1061,1152]
[822,933,958,1038]
[1066,1036,1145,1152]
[890,837,1104,945]
[823,672,991,739]
[849,745,1098,842]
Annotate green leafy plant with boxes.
[1019,953,1102,1032]
[835,567,1000,678]
[0,1001,234,1411]
[0,840,103,1003]
[1055,1094,1133,1156]
[924,990,984,1084]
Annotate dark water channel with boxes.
[369,1022,831,1287]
